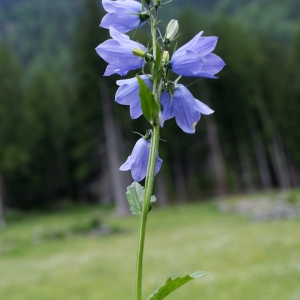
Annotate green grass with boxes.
[0,200,300,300]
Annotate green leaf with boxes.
[147,271,206,300]
[136,75,159,124]
[126,182,144,215]
[126,182,156,216]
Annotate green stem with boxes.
[136,11,160,300]
[135,125,160,300]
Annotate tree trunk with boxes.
[249,122,272,190]
[201,84,228,196]
[286,155,299,187]
[267,138,291,189]
[99,79,129,215]
[0,172,6,228]
[173,157,188,203]
[155,173,169,207]
[205,115,228,196]
[254,85,292,190]
[237,140,255,193]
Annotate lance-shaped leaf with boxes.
[126,182,156,216]
[147,270,206,300]
[136,75,159,124]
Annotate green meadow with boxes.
[0,198,299,300]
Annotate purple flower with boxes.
[161,84,214,133]
[171,31,225,79]
[95,27,147,76]
[115,75,152,119]
[120,138,163,182]
[101,0,147,33]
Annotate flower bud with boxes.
[144,52,154,63]
[162,51,170,62]
[139,11,150,22]
[145,0,150,4]
[153,0,161,9]
[162,51,170,68]
[164,19,179,45]
[132,48,146,58]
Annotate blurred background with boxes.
[0,0,300,299]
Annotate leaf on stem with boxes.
[147,271,207,300]
[126,182,156,216]
[136,75,159,124]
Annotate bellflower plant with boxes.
[96,1,225,299]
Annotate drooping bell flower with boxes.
[171,31,225,79]
[161,84,214,133]
[120,138,163,182]
[115,75,152,119]
[95,27,147,76]
[100,0,149,33]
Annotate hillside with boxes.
[0,0,299,78]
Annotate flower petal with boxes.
[172,85,201,133]
[202,53,226,76]
[192,36,218,56]
[161,91,175,126]
[194,99,214,115]
[171,49,203,77]
[119,155,134,171]
[100,13,141,33]
[130,139,150,182]
[109,26,130,41]
[175,31,204,53]
[102,0,141,14]
[154,156,163,175]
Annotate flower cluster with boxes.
[96,0,225,181]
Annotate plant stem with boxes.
[136,10,160,300]
[135,125,160,300]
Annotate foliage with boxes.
[126,182,156,216]
[147,271,206,300]
[0,0,300,208]
[0,0,299,80]
[0,43,26,174]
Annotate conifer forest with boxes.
[0,0,300,216]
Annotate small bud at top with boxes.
[139,11,150,22]
[162,51,170,62]
[132,48,146,58]
[153,0,161,9]
[145,0,151,5]
[164,19,179,45]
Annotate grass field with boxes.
[0,196,299,300]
